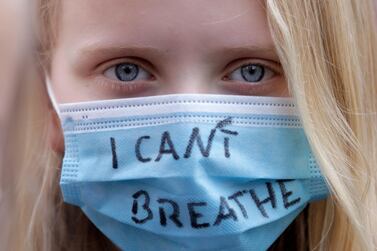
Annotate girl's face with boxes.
[50,0,288,103]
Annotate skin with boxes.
[49,0,289,154]
[47,1,293,245]
[50,0,288,104]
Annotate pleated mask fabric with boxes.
[56,94,328,251]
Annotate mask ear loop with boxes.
[44,71,62,119]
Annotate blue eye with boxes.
[104,63,153,82]
[115,63,138,81]
[228,64,275,83]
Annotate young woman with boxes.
[5,0,377,250]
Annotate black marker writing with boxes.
[214,196,238,226]
[155,131,180,161]
[188,202,210,229]
[110,137,118,169]
[132,190,153,224]
[249,182,276,218]
[135,136,152,163]
[130,180,302,229]
[278,180,301,209]
[111,117,240,166]
[158,198,183,227]
[184,117,238,159]
[228,190,248,219]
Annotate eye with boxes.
[104,62,153,82]
[227,63,276,83]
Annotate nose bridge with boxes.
[162,63,213,94]
[157,17,215,95]
[161,44,214,94]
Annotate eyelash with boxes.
[100,59,280,94]
[104,63,154,82]
[223,62,278,84]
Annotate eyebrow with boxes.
[209,45,279,60]
[70,43,171,73]
[73,42,279,69]
[75,44,169,62]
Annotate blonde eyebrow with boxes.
[72,41,279,70]
[210,45,278,59]
[76,39,276,57]
[76,44,169,60]
[193,45,279,66]
[70,42,171,72]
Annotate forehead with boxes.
[58,0,272,53]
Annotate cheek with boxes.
[48,108,65,155]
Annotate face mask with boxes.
[54,93,328,251]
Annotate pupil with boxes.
[115,63,139,81]
[124,67,131,74]
[241,64,264,82]
[249,66,256,74]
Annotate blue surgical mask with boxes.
[55,93,328,251]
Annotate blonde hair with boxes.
[267,1,377,250]
[5,0,377,250]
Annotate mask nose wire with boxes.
[44,71,61,119]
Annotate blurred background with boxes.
[0,0,375,247]
[0,0,28,243]
[0,0,27,168]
